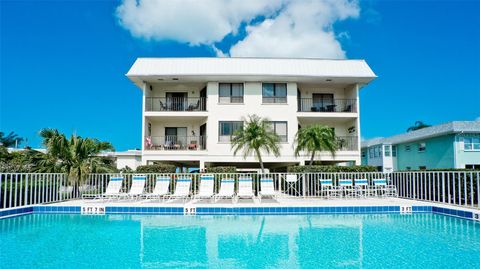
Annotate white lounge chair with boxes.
[354,178,369,197]
[319,178,336,198]
[143,176,171,200]
[118,175,146,200]
[193,174,215,202]
[372,178,398,197]
[338,179,355,198]
[258,177,278,202]
[236,176,255,202]
[164,177,192,202]
[82,176,123,200]
[214,178,235,202]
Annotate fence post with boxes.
[302,173,306,198]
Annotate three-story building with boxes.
[126,57,376,171]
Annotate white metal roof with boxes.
[126,57,376,86]
[362,121,480,148]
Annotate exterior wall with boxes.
[141,80,361,167]
[454,135,480,168]
[395,135,456,170]
[116,155,142,170]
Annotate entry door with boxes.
[199,123,206,149]
[313,94,334,111]
[166,92,187,111]
[165,127,187,146]
[200,87,207,110]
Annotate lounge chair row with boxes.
[318,178,398,198]
[82,175,279,203]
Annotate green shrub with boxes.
[287,165,377,173]
[205,166,237,173]
[136,164,176,173]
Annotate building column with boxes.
[199,160,205,171]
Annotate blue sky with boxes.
[1,0,479,150]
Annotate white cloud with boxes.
[116,0,360,58]
[476,117,480,121]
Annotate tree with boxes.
[294,125,337,165]
[38,128,116,193]
[0,131,24,147]
[231,115,280,173]
[406,121,431,132]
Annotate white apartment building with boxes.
[126,58,376,171]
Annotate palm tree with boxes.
[0,131,24,147]
[38,128,115,194]
[406,121,431,132]
[231,115,280,173]
[294,125,337,165]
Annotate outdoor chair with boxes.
[193,174,215,202]
[117,175,146,200]
[164,177,192,202]
[143,176,171,200]
[258,177,278,202]
[214,178,235,203]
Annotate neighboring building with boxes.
[361,121,480,172]
[99,150,142,170]
[126,57,376,170]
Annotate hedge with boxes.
[205,166,237,173]
[287,165,378,173]
[136,164,176,173]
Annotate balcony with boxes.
[145,97,207,112]
[298,98,356,113]
[336,136,358,151]
[145,136,206,151]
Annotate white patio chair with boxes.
[372,178,398,197]
[214,178,235,203]
[164,177,192,203]
[117,175,146,200]
[236,176,255,202]
[354,178,369,198]
[143,176,171,200]
[258,177,278,202]
[82,176,123,200]
[338,179,355,198]
[319,178,336,198]
[193,174,215,202]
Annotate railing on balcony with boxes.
[145,97,207,112]
[298,98,356,113]
[145,136,206,150]
[336,136,358,151]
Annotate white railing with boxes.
[392,171,479,208]
[1,171,478,210]
[0,173,69,209]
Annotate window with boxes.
[465,164,480,170]
[374,146,382,158]
[361,151,366,158]
[262,83,287,103]
[218,121,243,142]
[464,137,480,151]
[405,145,411,151]
[219,83,244,103]
[418,142,426,152]
[267,121,288,142]
[384,145,391,157]
[392,146,397,157]
[369,148,374,158]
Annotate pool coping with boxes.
[1,204,479,222]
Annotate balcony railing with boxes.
[336,136,358,151]
[298,98,356,113]
[145,97,207,112]
[145,136,206,150]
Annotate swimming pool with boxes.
[1,214,479,268]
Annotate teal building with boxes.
[361,121,480,171]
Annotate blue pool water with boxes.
[1,214,479,268]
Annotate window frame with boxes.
[267,121,288,142]
[464,137,480,151]
[219,83,244,104]
[262,83,287,104]
[384,145,391,157]
[218,121,243,142]
[392,145,397,157]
